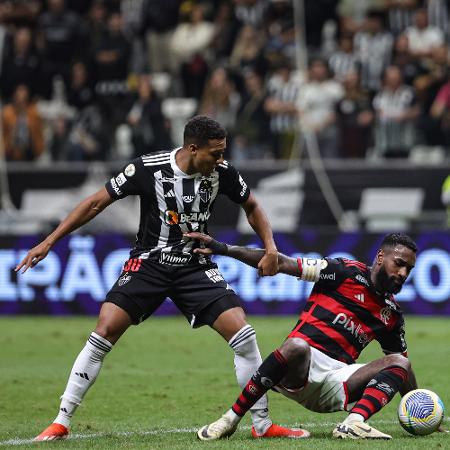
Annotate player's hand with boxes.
[257,250,279,276]
[15,241,52,273]
[184,232,228,255]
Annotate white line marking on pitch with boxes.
[1,418,448,446]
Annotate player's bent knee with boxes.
[385,353,411,371]
[279,338,310,362]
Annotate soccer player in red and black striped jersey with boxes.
[188,232,422,440]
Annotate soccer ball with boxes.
[398,389,445,435]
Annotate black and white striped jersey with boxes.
[105,148,250,265]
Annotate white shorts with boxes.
[274,346,365,413]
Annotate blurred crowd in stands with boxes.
[1,0,450,163]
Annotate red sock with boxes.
[231,349,288,417]
[351,365,408,420]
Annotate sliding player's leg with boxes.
[197,337,311,441]
[333,354,410,440]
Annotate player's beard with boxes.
[376,266,403,294]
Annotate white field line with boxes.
[1,418,449,446]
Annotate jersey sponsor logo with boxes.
[159,252,192,265]
[332,312,370,345]
[205,268,224,283]
[198,179,212,203]
[182,195,195,203]
[354,293,365,302]
[238,174,248,197]
[110,177,122,196]
[124,163,135,177]
[116,172,127,186]
[380,306,392,325]
[164,210,211,225]
[355,274,369,286]
[118,273,132,286]
[320,272,336,280]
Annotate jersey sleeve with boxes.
[105,158,147,199]
[378,316,408,356]
[218,162,250,204]
[314,257,348,289]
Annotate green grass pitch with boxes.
[1,315,449,449]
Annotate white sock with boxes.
[229,325,272,435]
[54,332,112,428]
[343,413,365,424]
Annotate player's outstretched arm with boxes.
[185,232,300,276]
[15,187,115,273]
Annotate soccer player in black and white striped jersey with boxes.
[16,116,303,441]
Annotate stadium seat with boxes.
[358,188,424,232]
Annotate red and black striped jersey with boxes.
[288,257,407,364]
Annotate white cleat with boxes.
[332,421,392,440]
[197,414,239,441]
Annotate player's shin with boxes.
[229,325,271,434]
[54,332,112,427]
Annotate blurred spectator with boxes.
[210,1,238,60]
[86,0,108,51]
[93,11,132,132]
[373,65,419,157]
[229,25,267,76]
[297,58,344,158]
[264,19,296,68]
[199,66,240,131]
[405,8,444,59]
[336,70,373,158]
[142,0,181,73]
[391,33,421,85]
[264,60,302,159]
[231,69,270,162]
[385,0,417,37]
[328,34,359,82]
[354,10,393,93]
[67,61,95,110]
[415,44,449,146]
[48,116,71,160]
[36,0,88,98]
[1,27,39,101]
[170,3,215,98]
[1,84,44,161]
[93,11,130,84]
[126,74,171,157]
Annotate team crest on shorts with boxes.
[124,164,135,177]
[118,273,132,286]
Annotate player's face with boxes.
[193,139,226,175]
[374,245,416,294]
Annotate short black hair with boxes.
[380,233,418,253]
[183,115,227,147]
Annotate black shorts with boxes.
[105,258,242,327]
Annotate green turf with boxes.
[0,315,449,449]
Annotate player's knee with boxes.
[94,323,121,345]
[385,353,411,371]
[279,338,310,363]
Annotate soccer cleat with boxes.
[197,414,238,441]
[332,421,392,440]
[251,423,311,439]
[34,423,69,441]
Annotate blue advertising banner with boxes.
[1,231,449,317]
